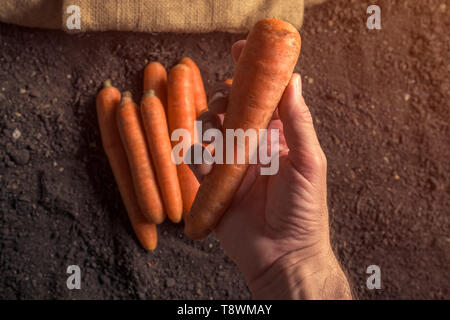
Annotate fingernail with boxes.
[186,144,214,182]
[202,119,215,132]
[198,112,221,132]
[208,91,226,105]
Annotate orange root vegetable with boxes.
[117,91,165,224]
[224,78,233,85]
[143,62,168,109]
[179,57,208,117]
[184,18,301,240]
[96,80,157,250]
[140,90,183,223]
[167,64,200,214]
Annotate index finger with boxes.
[231,40,246,64]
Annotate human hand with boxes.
[190,40,352,299]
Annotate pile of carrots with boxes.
[96,58,207,250]
[96,18,301,250]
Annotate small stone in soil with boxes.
[12,128,21,140]
[9,149,30,165]
[166,278,176,287]
[29,89,41,98]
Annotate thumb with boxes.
[186,143,214,183]
[278,74,327,179]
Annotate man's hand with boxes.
[191,40,352,299]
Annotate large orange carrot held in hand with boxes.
[141,90,183,223]
[143,62,168,110]
[117,91,165,224]
[96,80,157,250]
[167,64,200,215]
[184,18,301,240]
[179,57,208,117]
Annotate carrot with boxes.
[184,18,301,240]
[140,90,183,223]
[224,78,233,85]
[116,91,165,224]
[179,57,208,117]
[167,64,200,214]
[96,80,157,250]
[143,62,168,110]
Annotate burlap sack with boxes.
[0,0,62,29]
[0,0,327,33]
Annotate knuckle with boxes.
[310,153,323,169]
[298,104,314,124]
[310,149,327,171]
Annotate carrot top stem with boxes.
[121,91,133,105]
[143,89,156,97]
[103,79,112,88]
[122,91,132,98]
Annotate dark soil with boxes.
[0,0,448,299]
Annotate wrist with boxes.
[249,244,352,300]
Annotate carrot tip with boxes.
[173,63,190,71]
[146,61,162,67]
[103,79,112,88]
